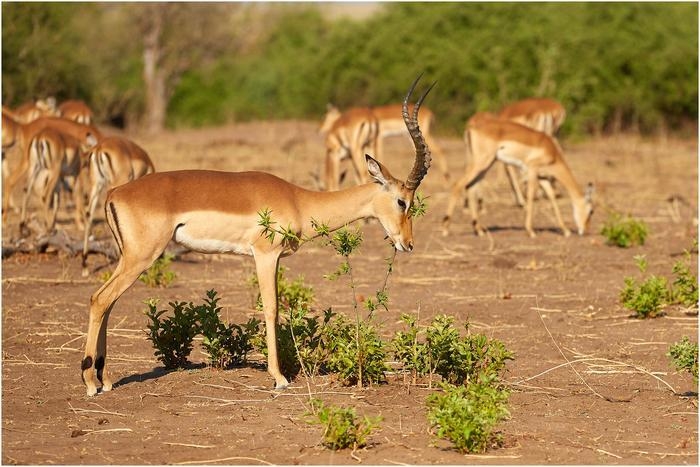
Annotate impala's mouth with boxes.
[384,235,413,252]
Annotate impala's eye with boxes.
[397,199,407,210]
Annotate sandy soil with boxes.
[2,121,698,465]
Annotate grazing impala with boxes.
[498,97,566,136]
[19,127,86,236]
[443,116,592,238]
[323,106,379,191]
[80,75,435,396]
[58,99,94,125]
[496,97,567,205]
[321,102,449,184]
[2,116,102,218]
[81,136,156,276]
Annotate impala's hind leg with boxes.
[82,200,168,396]
[81,254,154,396]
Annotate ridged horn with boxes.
[403,74,435,191]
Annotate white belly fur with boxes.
[173,213,255,255]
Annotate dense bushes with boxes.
[3,2,697,136]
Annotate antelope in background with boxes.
[322,106,379,191]
[2,114,102,218]
[19,127,87,236]
[443,115,593,238]
[320,101,449,187]
[81,136,156,276]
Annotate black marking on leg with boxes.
[95,356,105,382]
[81,356,93,384]
[81,356,93,371]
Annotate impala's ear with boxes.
[366,154,390,186]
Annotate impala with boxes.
[58,99,94,125]
[2,116,102,218]
[80,76,435,396]
[2,108,21,200]
[323,106,379,191]
[498,97,566,136]
[497,97,567,205]
[321,102,450,184]
[443,116,593,238]
[19,127,86,236]
[2,107,20,156]
[81,136,156,277]
[12,97,58,123]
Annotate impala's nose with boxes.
[397,240,414,252]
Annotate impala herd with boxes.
[2,77,594,396]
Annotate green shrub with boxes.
[426,376,510,454]
[307,399,382,450]
[392,314,514,386]
[671,251,698,309]
[144,299,198,369]
[323,313,388,387]
[139,253,177,288]
[668,337,699,381]
[145,290,260,370]
[620,255,670,318]
[196,290,261,369]
[601,212,648,248]
[253,305,334,379]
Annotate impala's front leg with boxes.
[254,249,289,389]
[524,170,538,238]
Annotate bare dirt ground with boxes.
[2,121,698,465]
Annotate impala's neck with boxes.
[297,183,379,238]
[553,160,585,202]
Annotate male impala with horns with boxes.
[81,75,435,396]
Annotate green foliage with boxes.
[139,254,177,288]
[145,290,259,369]
[307,399,382,450]
[144,299,198,369]
[254,305,334,379]
[3,3,697,135]
[426,376,510,454]
[601,211,648,248]
[392,314,514,386]
[620,275,669,319]
[670,251,698,309]
[323,313,388,387]
[620,256,669,318]
[668,336,699,381]
[409,192,429,219]
[196,290,261,369]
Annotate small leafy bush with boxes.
[144,299,198,369]
[620,255,670,318]
[197,290,261,369]
[601,211,648,248]
[307,399,382,450]
[671,251,698,309]
[139,253,177,288]
[145,290,260,370]
[254,304,334,378]
[392,314,514,386]
[324,313,388,387]
[426,376,510,454]
[668,336,699,381]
